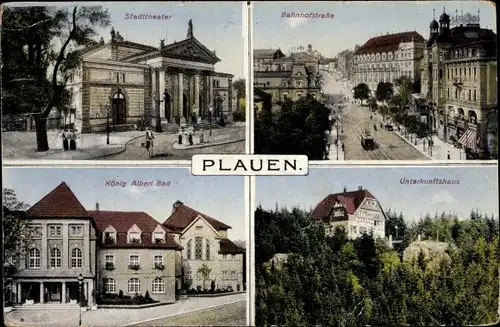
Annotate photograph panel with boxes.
[2,2,246,161]
[255,166,499,326]
[253,1,497,161]
[3,168,247,326]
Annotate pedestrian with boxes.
[447,150,450,160]
[342,143,345,152]
[62,129,69,151]
[145,127,154,157]
[200,130,205,143]
[69,129,77,150]
[188,132,193,146]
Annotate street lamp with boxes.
[152,92,163,133]
[208,105,213,136]
[78,273,84,326]
[216,92,226,125]
[105,103,111,145]
[335,116,340,160]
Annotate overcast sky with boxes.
[5,2,245,79]
[253,1,496,58]
[3,168,247,241]
[257,166,498,222]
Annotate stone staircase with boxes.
[13,303,80,311]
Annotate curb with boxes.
[91,135,144,159]
[392,131,433,160]
[172,138,246,150]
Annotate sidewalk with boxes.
[3,130,144,160]
[327,142,345,161]
[172,125,245,150]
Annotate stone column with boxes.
[17,283,22,303]
[88,282,94,306]
[62,281,67,303]
[159,69,166,119]
[151,69,157,118]
[178,72,184,118]
[194,74,200,117]
[40,282,44,303]
[228,77,233,113]
[209,75,214,112]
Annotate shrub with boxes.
[232,110,245,122]
[214,289,222,294]
[237,284,241,291]
[227,285,234,292]
[145,291,151,301]
[118,290,124,299]
[188,288,197,294]
[196,285,202,292]
[210,280,216,293]
[105,262,115,271]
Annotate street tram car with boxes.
[361,129,374,150]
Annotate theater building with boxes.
[66,20,234,133]
[309,187,386,239]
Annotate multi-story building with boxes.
[309,187,386,239]
[253,49,286,72]
[7,182,245,307]
[420,9,497,156]
[353,31,425,93]
[337,50,354,81]
[64,20,234,133]
[163,201,245,291]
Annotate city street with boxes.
[321,71,429,160]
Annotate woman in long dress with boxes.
[69,129,77,150]
[62,129,69,151]
[145,127,154,157]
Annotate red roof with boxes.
[163,202,231,231]
[310,189,375,219]
[89,210,181,249]
[355,31,424,55]
[27,182,90,218]
[219,239,245,254]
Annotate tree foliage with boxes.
[254,95,330,159]
[353,83,370,103]
[256,206,499,327]
[375,82,394,103]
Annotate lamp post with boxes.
[78,273,84,326]
[216,92,226,125]
[105,104,110,145]
[336,116,339,160]
[152,92,163,133]
[208,105,213,136]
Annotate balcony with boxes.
[105,262,115,271]
[129,238,141,244]
[128,264,141,271]
[154,263,165,271]
[154,238,164,244]
[104,236,115,245]
[452,78,463,88]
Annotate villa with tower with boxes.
[66,20,234,133]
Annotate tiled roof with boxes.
[89,210,181,249]
[163,202,231,232]
[26,182,90,218]
[254,71,291,79]
[355,31,424,55]
[310,189,375,219]
[254,49,281,58]
[219,238,245,254]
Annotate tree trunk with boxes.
[34,115,49,151]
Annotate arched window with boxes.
[195,236,203,260]
[205,239,210,260]
[187,239,192,260]
[105,278,116,293]
[151,278,165,293]
[28,248,41,268]
[113,91,125,100]
[128,278,140,293]
[71,248,83,268]
[50,248,62,268]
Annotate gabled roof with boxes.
[310,189,376,219]
[355,31,424,55]
[163,203,231,232]
[26,182,90,218]
[219,238,245,254]
[254,49,285,59]
[89,210,181,249]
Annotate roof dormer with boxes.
[103,226,117,244]
[127,224,142,244]
[153,225,166,244]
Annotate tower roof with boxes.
[430,20,439,29]
[439,12,450,22]
[27,182,90,218]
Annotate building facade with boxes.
[353,31,425,93]
[163,201,245,292]
[309,187,386,239]
[7,182,244,307]
[337,49,354,81]
[420,10,497,156]
[65,21,234,133]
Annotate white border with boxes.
[248,1,255,155]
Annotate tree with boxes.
[197,264,212,290]
[393,76,415,109]
[375,82,394,103]
[367,97,378,112]
[353,83,370,104]
[232,78,245,109]
[2,6,111,151]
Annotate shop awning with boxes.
[458,128,477,150]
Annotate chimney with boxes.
[172,200,184,213]
[95,202,99,211]
[343,187,347,194]
[358,186,363,190]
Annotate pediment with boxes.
[162,37,220,64]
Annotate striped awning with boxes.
[458,128,477,150]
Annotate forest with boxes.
[255,206,499,327]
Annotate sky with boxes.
[5,2,245,79]
[3,168,247,241]
[256,166,499,222]
[253,1,497,58]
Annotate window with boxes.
[187,239,192,260]
[283,93,289,100]
[222,271,228,280]
[28,248,41,268]
[231,254,236,260]
[105,254,114,263]
[50,248,62,268]
[222,254,227,260]
[473,90,476,102]
[297,93,303,98]
[152,278,165,293]
[69,224,83,237]
[71,248,83,268]
[205,240,210,260]
[153,254,163,266]
[48,225,62,237]
[447,69,450,79]
[31,225,42,237]
[129,254,139,265]
[104,232,115,244]
[296,81,302,87]
[195,237,203,260]
[231,271,237,280]
[468,67,471,78]
[447,88,450,98]
[105,278,116,293]
[468,90,471,101]
[128,232,141,243]
[196,271,202,280]
[153,232,164,243]
[115,72,119,83]
[473,67,476,79]
[186,270,192,279]
[121,73,126,83]
[128,278,140,293]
